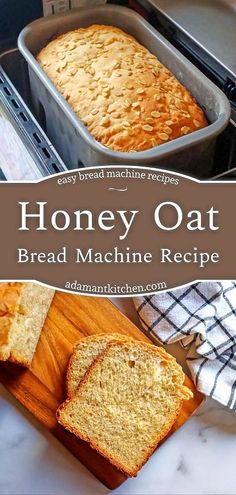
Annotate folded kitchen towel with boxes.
[134,282,236,410]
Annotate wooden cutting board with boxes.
[0,292,203,489]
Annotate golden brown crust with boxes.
[8,353,31,368]
[37,24,208,153]
[0,283,23,360]
[57,341,192,476]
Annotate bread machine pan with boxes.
[18,5,230,176]
[140,0,236,120]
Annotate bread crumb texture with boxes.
[0,282,55,366]
[67,332,133,397]
[37,25,208,152]
[58,341,193,476]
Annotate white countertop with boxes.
[0,298,235,495]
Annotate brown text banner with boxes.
[0,166,235,296]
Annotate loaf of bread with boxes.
[0,282,55,367]
[37,25,208,153]
[67,332,133,396]
[58,340,192,477]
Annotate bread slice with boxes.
[67,333,133,396]
[0,282,55,367]
[57,341,193,477]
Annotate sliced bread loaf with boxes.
[67,332,133,396]
[57,341,192,477]
[0,282,55,367]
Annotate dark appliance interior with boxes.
[0,0,235,180]
[132,0,236,179]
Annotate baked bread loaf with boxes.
[37,25,208,153]
[67,332,133,396]
[0,283,55,367]
[57,341,192,477]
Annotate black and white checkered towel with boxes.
[134,282,236,410]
